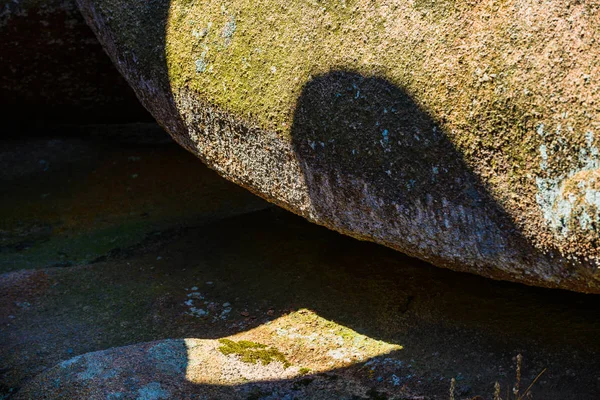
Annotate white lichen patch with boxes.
[194,49,208,73]
[363,356,418,387]
[535,126,600,239]
[326,348,361,363]
[136,382,170,400]
[183,287,232,321]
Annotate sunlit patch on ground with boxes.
[184,309,402,385]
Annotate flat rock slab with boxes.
[16,312,410,400]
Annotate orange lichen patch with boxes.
[562,168,600,198]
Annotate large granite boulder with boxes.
[76,0,600,293]
[0,0,150,124]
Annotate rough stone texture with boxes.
[3,133,600,398]
[76,0,600,293]
[0,0,151,125]
[14,313,407,400]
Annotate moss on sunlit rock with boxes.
[218,339,291,368]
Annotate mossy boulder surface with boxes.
[76,0,600,292]
[0,0,149,124]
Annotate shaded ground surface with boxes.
[0,125,267,273]
[1,127,600,399]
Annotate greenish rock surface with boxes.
[0,0,150,125]
[76,0,600,292]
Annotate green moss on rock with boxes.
[217,339,291,368]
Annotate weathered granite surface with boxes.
[76,0,600,292]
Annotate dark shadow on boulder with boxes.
[289,71,571,288]
[74,0,589,292]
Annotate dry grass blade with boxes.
[449,377,456,400]
[513,354,522,398]
[494,381,501,400]
[518,368,547,400]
